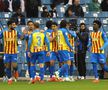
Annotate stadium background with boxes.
[0,0,108,78]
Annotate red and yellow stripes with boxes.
[90,31,104,53]
[51,32,58,52]
[3,30,17,54]
[33,46,44,52]
[68,34,74,52]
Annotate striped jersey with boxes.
[3,30,18,54]
[90,31,105,53]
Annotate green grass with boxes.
[0,80,108,90]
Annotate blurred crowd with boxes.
[0,0,107,18]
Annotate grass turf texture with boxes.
[0,80,108,90]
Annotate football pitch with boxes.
[0,80,108,90]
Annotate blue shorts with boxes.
[69,52,74,61]
[58,50,70,63]
[4,54,17,63]
[44,51,50,62]
[30,51,45,64]
[90,53,106,64]
[50,52,58,61]
[26,51,31,63]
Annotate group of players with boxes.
[0,19,108,84]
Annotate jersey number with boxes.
[36,36,41,46]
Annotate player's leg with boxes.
[58,61,64,77]
[11,54,19,81]
[69,52,75,81]
[49,52,56,78]
[26,51,31,77]
[4,54,13,84]
[99,54,108,72]
[44,51,50,75]
[38,52,45,83]
[29,53,36,84]
[91,53,99,83]
[55,51,70,81]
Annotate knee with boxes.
[39,64,44,68]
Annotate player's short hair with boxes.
[93,20,102,28]
[46,20,53,29]
[27,21,34,25]
[52,22,58,26]
[7,20,16,26]
[80,23,85,27]
[60,20,67,28]
[34,22,39,28]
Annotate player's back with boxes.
[30,31,45,53]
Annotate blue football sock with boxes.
[44,65,48,72]
[39,67,44,80]
[30,66,35,79]
[50,65,55,78]
[33,66,36,77]
[63,64,69,77]
[5,68,11,79]
[28,66,31,77]
[92,63,98,78]
[58,64,69,77]
[103,64,108,72]
[70,65,74,76]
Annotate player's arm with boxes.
[100,31,108,50]
[49,33,57,42]
[0,31,3,39]
[28,34,32,52]
[17,31,28,40]
[44,34,50,56]
[67,29,77,38]
[27,34,33,57]
[63,30,73,50]
[44,34,50,51]
[87,34,92,51]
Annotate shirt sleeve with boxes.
[87,34,92,47]
[67,30,77,38]
[0,31,3,39]
[101,31,108,49]
[28,34,33,52]
[44,33,50,51]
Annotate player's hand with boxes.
[46,51,50,56]
[28,52,31,57]
[23,29,27,35]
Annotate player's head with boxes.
[7,20,17,30]
[80,23,86,31]
[60,20,67,28]
[93,20,101,31]
[27,21,34,30]
[46,20,53,29]
[51,22,58,31]
[34,22,40,29]
[66,22,71,29]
